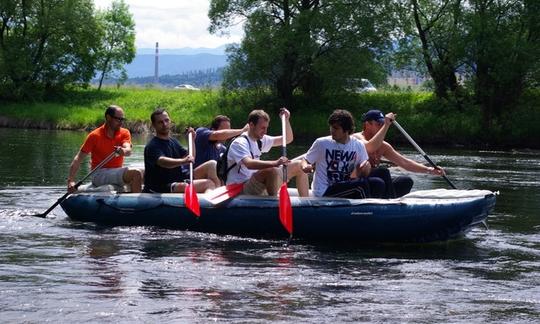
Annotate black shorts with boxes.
[323,178,370,199]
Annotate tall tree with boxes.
[0,0,101,99]
[95,0,136,90]
[465,0,540,126]
[209,0,395,106]
[393,0,466,100]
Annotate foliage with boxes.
[464,0,540,127]
[393,0,540,127]
[94,0,136,90]
[399,0,466,100]
[208,0,396,106]
[0,0,101,99]
[3,88,538,148]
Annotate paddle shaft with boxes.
[34,148,120,218]
[281,114,287,182]
[392,121,457,189]
[188,132,194,184]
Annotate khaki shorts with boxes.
[92,167,127,187]
[242,167,283,196]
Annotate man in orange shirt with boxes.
[67,105,143,193]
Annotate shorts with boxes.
[242,177,267,195]
[242,167,283,195]
[143,180,188,194]
[92,167,127,187]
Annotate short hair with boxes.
[211,115,231,130]
[150,108,167,123]
[328,109,355,134]
[247,109,270,125]
[105,105,122,117]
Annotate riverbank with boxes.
[1,87,539,148]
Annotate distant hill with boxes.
[125,53,228,78]
[136,45,227,56]
[125,68,224,88]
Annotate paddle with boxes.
[392,120,457,189]
[279,113,293,236]
[206,183,244,205]
[184,131,201,216]
[30,148,120,218]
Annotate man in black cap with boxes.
[353,109,446,198]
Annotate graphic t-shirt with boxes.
[194,127,225,168]
[304,136,369,197]
[225,132,275,184]
[144,136,188,192]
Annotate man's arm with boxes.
[118,142,132,157]
[241,156,288,170]
[362,112,395,154]
[156,156,193,169]
[272,108,293,147]
[383,144,444,175]
[208,124,249,141]
[67,151,88,192]
[355,159,371,177]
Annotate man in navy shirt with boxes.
[144,108,219,193]
[194,115,248,168]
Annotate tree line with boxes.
[113,68,224,88]
[209,0,540,126]
[0,0,135,100]
[2,0,538,129]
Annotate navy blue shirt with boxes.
[144,136,188,193]
[194,127,226,168]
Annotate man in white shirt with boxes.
[301,109,384,198]
[225,109,309,197]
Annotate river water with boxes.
[0,128,538,323]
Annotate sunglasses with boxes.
[110,115,126,122]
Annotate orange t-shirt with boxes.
[80,124,132,169]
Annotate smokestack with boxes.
[154,42,159,84]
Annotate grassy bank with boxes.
[1,87,539,148]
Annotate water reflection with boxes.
[84,238,125,297]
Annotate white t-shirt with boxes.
[304,136,369,197]
[226,132,276,184]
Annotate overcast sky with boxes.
[93,0,243,49]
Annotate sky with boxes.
[93,0,243,49]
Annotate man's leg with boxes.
[252,167,281,196]
[123,168,143,193]
[286,160,309,197]
[323,179,370,199]
[393,176,413,197]
[172,179,216,193]
[194,160,221,187]
[367,177,385,198]
[369,167,395,198]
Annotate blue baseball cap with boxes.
[362,109,385,123]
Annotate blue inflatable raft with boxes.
[60,188,496,243]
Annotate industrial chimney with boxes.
[154,42,159,84]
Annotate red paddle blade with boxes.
[207,183,244,205]
[279,183,293,235]
[185,184,200,217]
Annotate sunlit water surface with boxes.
[0,128,538,322]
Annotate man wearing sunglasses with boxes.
[67,105,143,193]
[353,109,445,198]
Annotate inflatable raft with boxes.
[60,188,496,243]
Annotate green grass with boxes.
[1,86,539,148]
